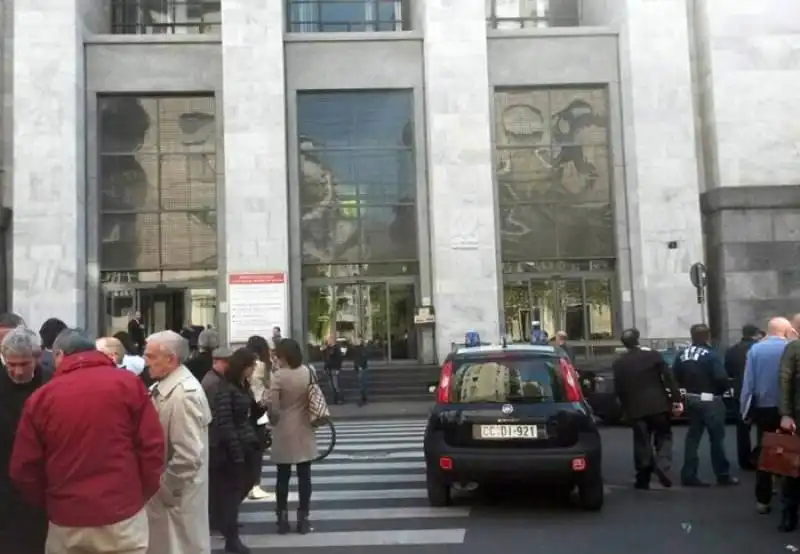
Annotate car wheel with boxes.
[577,476,604,511]
[426,469,451,507]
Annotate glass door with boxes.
[304,280,418,362]
[388,283,416,360]
[503,281,531,343]
[336,283,389,362]
[554,279,586,341]
[530,279,557,337]
[102,287,137,337]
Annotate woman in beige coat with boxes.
[267,338,317,535]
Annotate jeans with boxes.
[276,462,312,513]
[681,396,731,482]
[631,412,673,483]
[736,418,756,468]
[325,367,342,403]
[355,364,368,401]
[751,407,781,504]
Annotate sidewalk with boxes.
[329,400,433,420]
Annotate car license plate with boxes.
[478,425,539,439]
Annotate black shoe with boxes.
[739,461,756,471]
[634,480,650,490]
[779,511,798,532]
[224,537,250,554]
[276,510,290,535]
[681,479,711,487]
[717,476,740,486]
[297,510,311,534]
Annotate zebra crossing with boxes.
[211,418,470,551]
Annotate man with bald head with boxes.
[741,317,793,514]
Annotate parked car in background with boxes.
[424,343,604,511]
[579,348,739,424]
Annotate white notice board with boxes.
[228,272,288,343]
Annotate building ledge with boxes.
[487,25,618,39]
[701,185,800,213]
[284,31,422,43]
[86,34,220,45]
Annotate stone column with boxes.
[422,0,501,361]
[12,0,91,329]
[695,0,800,344]
[220,0,289,341]
[618,0,705,338]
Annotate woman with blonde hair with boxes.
[245,335,274,500]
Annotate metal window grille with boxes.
[110,0,221,35]
[287,0,411,33]
[486,0,580,30]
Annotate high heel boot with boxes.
[224,535,250,554]
[276,510,291,534]
[779,510,798,532]
[296,510,311,534]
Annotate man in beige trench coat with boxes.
[144,331,213,554]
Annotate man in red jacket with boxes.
[10,328,165,554]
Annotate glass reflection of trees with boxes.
[99,96,218,273]
[298,91,417,266]
[494,88,614,261]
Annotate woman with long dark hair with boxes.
[245,335,273,500]
[268,338,316,534]
[209,347,263,554]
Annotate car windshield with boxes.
[449,356,564,404]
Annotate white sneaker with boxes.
[248,486,274,500]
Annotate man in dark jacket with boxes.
[725,323,761,470]
[674,323,738,487]
[613,328,683,489]
[186,328,220,383]
[38,317,67,380]
[0,325,49,554]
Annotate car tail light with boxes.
[559,358,582,402]
[437,360,454,404]
[440,457,453,471]
[571,457,586,471]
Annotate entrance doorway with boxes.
[503,275,617,358]
[304,280,417,363]
[101,285,217,337]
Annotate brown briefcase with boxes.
[759,432,800,478]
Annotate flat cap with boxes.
[212,346,233,359]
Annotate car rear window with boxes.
[449,356,564,404]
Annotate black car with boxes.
[581,349,739,424]
[424,344,604,511]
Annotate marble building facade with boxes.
[1,0,798,362]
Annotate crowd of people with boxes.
[0,313,320,554]
[612,314,800,533]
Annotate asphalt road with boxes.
[214,420,796,554]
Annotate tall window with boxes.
[297,91,417,269]
[495,88,616,346]
[111,0,221,34]
[495,87,612,261]
[98,96,218,272]
[287,0,411,32]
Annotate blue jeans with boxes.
[681,396,731,483]
[356,365,368,401]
